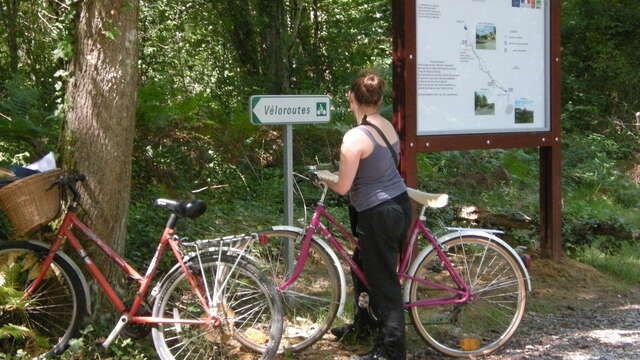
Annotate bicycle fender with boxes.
[27,240,92,315]
[268,225,348,318]
[402,230,532,303]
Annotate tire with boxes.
[151,253,283,360]
[252,229,344,352]
[407,235,527,358]
[0,241,86,359]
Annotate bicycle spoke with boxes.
[474,278,520,294]
[479,267,519,292]
[479,291,521,301]
[457,241,473,288]
[181,346,196,359]
[236,302,268,329]
[0,244,83,358]
[472,301,514,329]
[249,229,342,352]
[479,297,518,314]
[409,236,526,357]
[471,242,490,289]
[231,297,266,317]
[282,289,336,305]
[169,329,215,352]
[152,252,282,359]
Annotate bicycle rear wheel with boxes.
[252,229,345,352]
[407,235,527,358]
[151,253,282,360]
[0,241,86,359]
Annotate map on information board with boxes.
[416,0,550,135]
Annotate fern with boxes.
[0,324,31,341]
[0,282,38,356]
[0,75,58,158]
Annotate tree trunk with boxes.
[212,0,260,79]
[258,0,286,93]
[63,0,138,309]
[0,0,20,73]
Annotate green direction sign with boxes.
[250,95,331,125]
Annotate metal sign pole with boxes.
[283,124,295,271]
[250,94,331,271]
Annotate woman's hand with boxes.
[316,170,339,184]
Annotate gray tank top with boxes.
[349,126,407,212]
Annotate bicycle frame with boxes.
[274,184,471,309]
[24,208,218,327]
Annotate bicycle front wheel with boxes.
[407,235,527,358]
[253,229,345,352]
[0,241,86,359]
[151,253,283,360]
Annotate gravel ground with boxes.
[288,258,640,360]
[410,291,640,360]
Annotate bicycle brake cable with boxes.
[292,172,308,224]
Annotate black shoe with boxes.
[349,346,389,360]
[330,323,374,343]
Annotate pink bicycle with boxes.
[249,166,531,358]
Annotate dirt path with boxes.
[278,258,640,360]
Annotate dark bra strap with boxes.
[361,114,399,167]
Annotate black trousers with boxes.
[349,192,411,359]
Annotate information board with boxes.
[416,0,550,135]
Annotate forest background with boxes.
[0,0,639,358]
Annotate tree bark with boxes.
[0,0,21,73]
[212,0,260,78]
[257,0,286,93]
[63,0,138,306]
[213,0,308,94]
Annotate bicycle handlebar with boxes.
[68,174,86,183]
[53,173,86,203]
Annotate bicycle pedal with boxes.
[357,292,369,308]
[102,315,129,349]
[92,340,111,355]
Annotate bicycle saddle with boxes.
[406,188,449,208]
[154,199,207,219]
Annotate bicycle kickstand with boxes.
[102,315,130,349]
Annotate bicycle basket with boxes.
[0,168,63,235]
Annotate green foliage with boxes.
[562,0,640,133]
[417,149,540,247]
[0,324,30,342]
[418,149,539,210]
[561,133,640,250]
[575,242,640,285]
[0,0,638,295]
[2,0,639,358]
[58,325,153,360]
[417,134,639,253]
[0,283,47,357]
[0,75,60,160]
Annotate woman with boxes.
[317,71,410,360]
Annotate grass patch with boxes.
[574,242,640,286]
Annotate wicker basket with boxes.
[0,169,63,235]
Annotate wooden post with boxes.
[393,0,418,188]
[540,0,563,260]
[540,145,562,260]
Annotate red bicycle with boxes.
[0,173,283,359]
